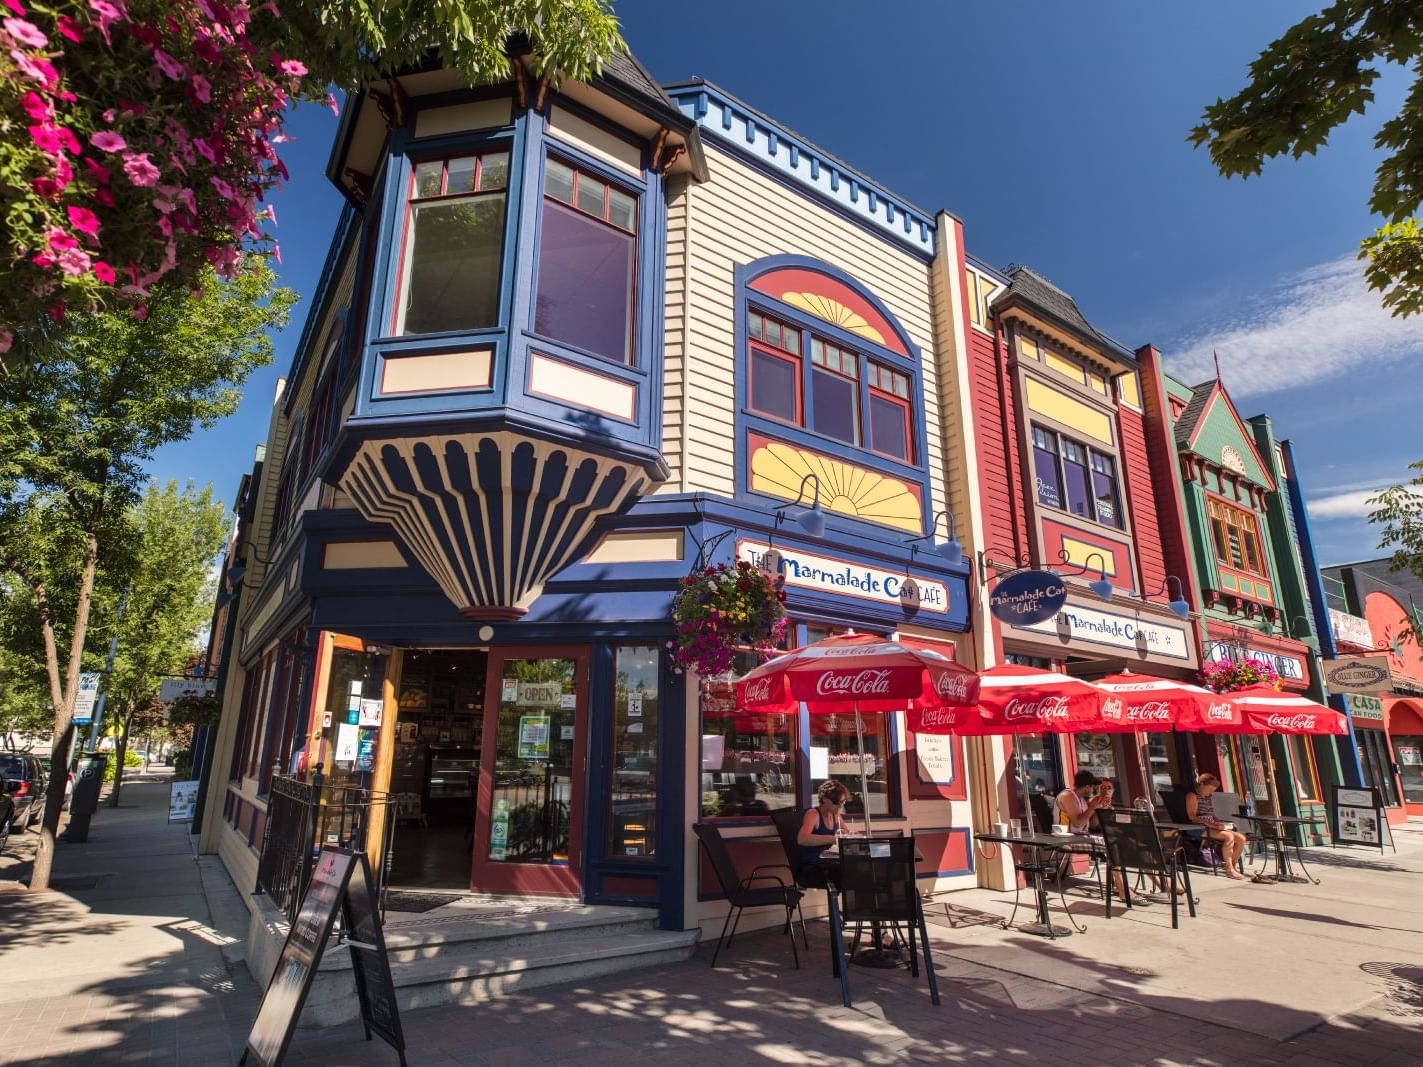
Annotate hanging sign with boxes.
[1329,608,1374,649]
[72,672,101,726]
[1321,656,1391,695]
[736,540,951,615]
[1348,693,1385,722]
[517,682,561,706]
[989,570,1068,625]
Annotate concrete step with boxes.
[376,903,659,961]
[300,926,697,1026]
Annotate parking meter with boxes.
[61,753,107,843]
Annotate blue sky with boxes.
[149,1,1419,567]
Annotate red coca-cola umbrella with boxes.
[956,664,1102,735]
[734,633,981,828]
[1089,673,1225,732]
[1203,687,1347,735]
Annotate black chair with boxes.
[770,808,832,890]
[693,822,804,969]
[1161,789,1218,874]
[1028,792,1056,833]
[833,837,939,1008]
[1096,808,1197,929]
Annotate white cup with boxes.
[993,821,1009,838]
[1051,825,1069,836]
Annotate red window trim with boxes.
[867,385,914,464]
[748,341,803,424]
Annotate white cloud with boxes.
[1167,255,1423,397]
[1307,487,1390,520]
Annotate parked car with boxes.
[0,790,13,852]
[0,753,48,830]
[36,756,74,811]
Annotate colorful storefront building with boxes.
[1143,367,1342,834]
[962,267,1206,830]
[198,53,992,938]
[1321,562,1423,820]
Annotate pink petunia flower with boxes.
[67,205,100,238]
[29,123,66,154]
[210,175,236,200]
[2,0,24,17]
[192,137,216,164]
[57,247,92,276]
[3,16,46,47]
[90,130,127,153]
[276,58,306,77]
[32,252,55,269]
[132,303,147,322]
[0,329,12,354]
[32,176,61,198]
[56,13,82,40]
[122,151,160,186]
[89,0,124,44]
[45,227,77,252]
[10,49,57,88]
[83,156,111,184]
[93,187,116,208]
[93,261,116,284]
[326,92,339,117]
[152,48,185,80]
[191,73,211,103]
[53,155,73,187]
[20,90,48,122]
[48,300,65,323]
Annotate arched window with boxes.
[742,262,919,466]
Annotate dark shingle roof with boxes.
[1173,380,1216,448]
[594,45,688,129]
[1003,267,1133,359]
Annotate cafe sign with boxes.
[1322,656,1391,695]
[1347,693,1385,722]
[1010,598,1192,662]
[737,540,950,615]
[989,569,1068,625]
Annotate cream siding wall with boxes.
[664,147,946,516]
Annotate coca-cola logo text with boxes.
[1265,713,1316,731]
[1102,697,1125,720]
[916,708,960,729]
[741,677,774,703]
[1004,695,1071,722]
[1127,701,1172,722]
[815,669,894,697]
[1205,702,1234,721]
[933,671,972,701]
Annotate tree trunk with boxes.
[31,529,101,892]
[108,709,132,809]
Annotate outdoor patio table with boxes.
[1248,813,1322,884]
[974,831,1104,938]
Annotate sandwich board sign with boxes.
[241,848,406,1066]
[1329,785,1394,854]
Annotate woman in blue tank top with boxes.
[798,779,850,870]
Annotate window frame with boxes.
[1207,496,1269,578]
[742,295,923,475]
[389,146,512,338]
[1029,422,1124,531]
[866,361,914,464]
[530,153,642,367]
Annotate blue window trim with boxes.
[734,255,933,534]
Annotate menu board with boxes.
[242,850,352,1067]
[913,734,956,786]
[241,849,407,1067]
[1331,784,1389,852]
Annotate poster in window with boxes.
[913,733,955,787]
[518,715,550,759]
[398,678,427,711]
[334,722,360,762]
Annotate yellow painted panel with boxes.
[528,353,636,420]
[1087,371,1108,396]
[1045,348,1086,384]
[1019,336,1040,361]
[323,541,408,570]
[584,530,684,564]
[414,99,511,139]
[1061,536,1118,575]
[750,440,923,534]
[549,106,644,175]
[1024,377,1113,444]
[380,349,492,395]
[1117,372,1141,408]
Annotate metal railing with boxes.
[255,765,393,923]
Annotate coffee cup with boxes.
[1051,825,1069,836]
[993,821,1009,838]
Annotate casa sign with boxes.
[737,540,950,615]
[1348,693,1385,722]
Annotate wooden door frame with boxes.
[471,645,591,897]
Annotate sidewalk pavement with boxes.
[1,782,1421,1066]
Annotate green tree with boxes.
[1190,0,1423,316]
[0,263,292,890]
[1370,462,1423,605]
[101,482,228,808]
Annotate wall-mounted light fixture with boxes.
[1080,552,1114,601]
[905,509,962,565]
[1141,575,1191,620]
[775,472,826,538]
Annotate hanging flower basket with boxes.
[670,561,788,676]
[1200,656,1281,694]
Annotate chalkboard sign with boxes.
[343,855,405,1058]
[241,849,407,1067]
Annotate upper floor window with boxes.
[1031,423,1123,529]
[1209,498,1266,576]
[534,158,638,364]
[396,151,509,336]
[748,310,916,464]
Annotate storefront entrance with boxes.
[471,647,589,897]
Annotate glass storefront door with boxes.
[472,647,588,896]
[1357,727,1402,807]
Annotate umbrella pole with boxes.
[1015,736,1032,831]
[854,704,872,837]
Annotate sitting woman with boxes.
[796,779,850,885]
[1187,772,1249,881]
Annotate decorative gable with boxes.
[1184,386,1275,491]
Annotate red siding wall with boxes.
[1135,345,1199,610]
[1117,403,1167,601]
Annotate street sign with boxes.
[72,672,101,726]
[159,678,216,703]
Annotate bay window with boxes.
[748,310,801,423]
[534,158,637,364]
[1031,423,1124,530]
[1208,498,1266,575]
[396,151,508,335]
